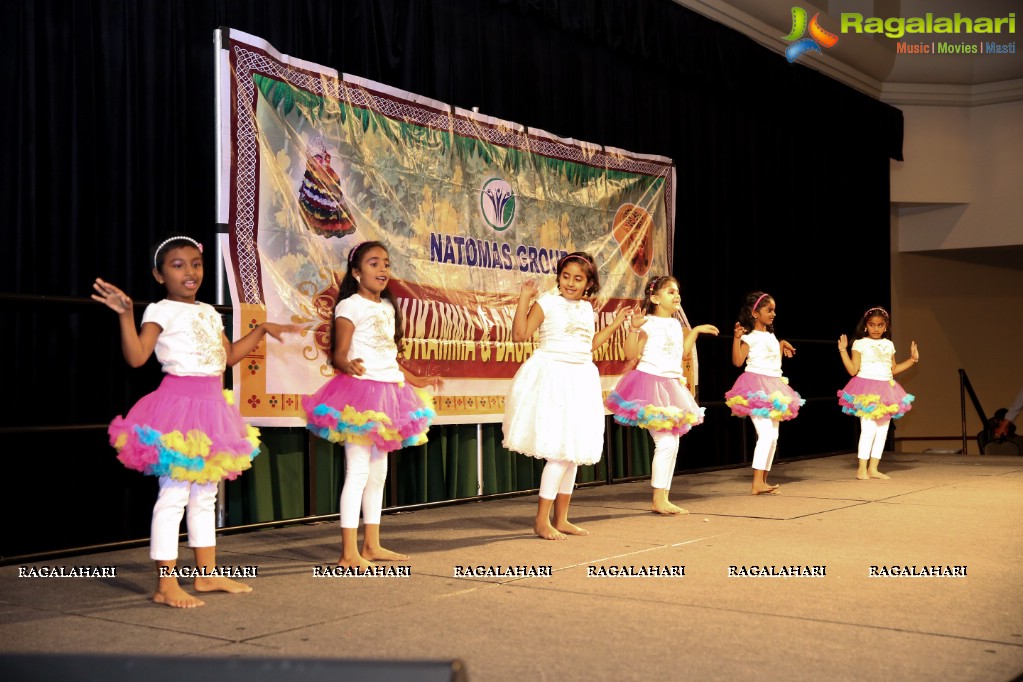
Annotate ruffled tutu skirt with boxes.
[109,375,260,484]
[302,374,435,452]
[502,351,605,465]
[605,370,705,436]
[725,372,804,421]
[837,376,914,422]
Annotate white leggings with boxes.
[650,431,680,490]
[340,443,389,528]
[150,477,217,561]
[751,416,780,472]
[858,418,890,460]
[538,459,579,500]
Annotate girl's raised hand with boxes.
[611,305,631,326]
[910,340,919,362]
[520,279,539,299]
[262,322,303,342]
[733,322,747,338]
[92,278,133,314]
[629,305,647,329]
[780,340,797,358]
[693,324,719,336]
[838,334,848,352]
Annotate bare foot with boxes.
[194,576,252,594]
[362,547,409,562]
[751,484,780,495]
[153,583,204,608]
[338,554,375,571]
[535,521,567,540]
[868,471,890,480]
[553,521,589,536]
[653,501,689,515]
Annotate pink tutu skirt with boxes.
[605,370,705,436]
[838,376,914,422]
[302,373,435,452]
[725,372,804,421]
[109,375,260,484]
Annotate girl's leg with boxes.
[867,420,891,479]
[189,482,251,594]
[751,417,780,495]
[150,477,203,607]
[552,463,588,536]
[650,431,686,514]
[338,443,374,569]
[763,420,780,480]
[856,418,878,479]
[536,460,571,540]
[361,447,408,561]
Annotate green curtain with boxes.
[224,419,653,526]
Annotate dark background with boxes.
[2,0,902,557]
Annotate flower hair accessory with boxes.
[153,236,202,268]
[645,276,668,295]
[863,306,889,319]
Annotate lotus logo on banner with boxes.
[479,177,516,232]
[783,6,840,63]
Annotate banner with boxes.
[215,29,679,426]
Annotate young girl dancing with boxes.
[837,306,918,479]
[502,252,630,540]
[93,235,298,608]
[302,241,439,570]
[725,291,804,495]
[605,275,718,514]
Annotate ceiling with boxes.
[677,0,1023,105]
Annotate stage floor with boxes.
[2,452,1022,681]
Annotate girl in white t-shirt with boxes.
[837,307,919,479]
[725,291,804,495]
[93,235,298,608]
[503,252,630,540]
[605,275,718,514]
[302,241,440,571]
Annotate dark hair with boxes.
[556,251,600,296]
[151,235,202,273]
[641,275,679,314]
[855,306,892,339]
[338,241,403,344]
[737,291,775,334]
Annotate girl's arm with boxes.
[512,280,544,342]
[622,306,646,360]
[592,306,630,351]
[92,278,159,367]
[892,340,919,375]
[731,323,749,367]
[837,334,860,376]
[779,339,796,358]
[224,322,302,367]
[400,365,443,390]
[330,317,364,376]
[683,323,719,360]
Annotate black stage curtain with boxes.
[2,0,902,554]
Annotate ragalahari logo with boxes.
[783,7,839,63]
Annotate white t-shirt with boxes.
[534,293,595,364]
[336,294,404,383]
[142,300,226,377]
[636,316,684,380]
[741,330,782,378]
[852,337,895,381]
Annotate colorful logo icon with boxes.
[479,177,516,231]
[783,7,839,63]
